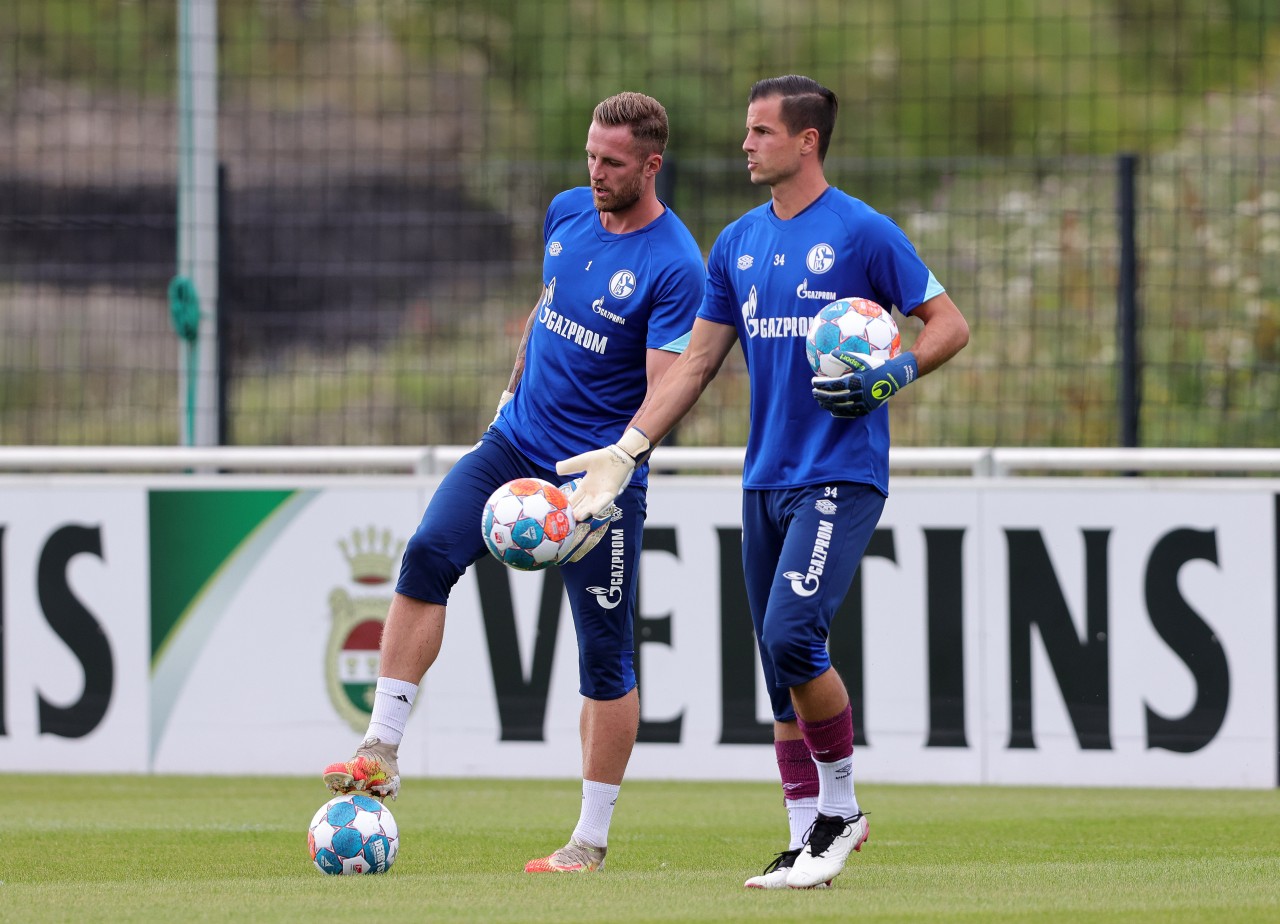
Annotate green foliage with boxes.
[5,0,1278,159]
[4,775,1279,922]
[3,0,1278,449]
[395,0,1280,160]
[3,0,176,95]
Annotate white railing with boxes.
[0,445,1278,476]
[985,447,1280,477]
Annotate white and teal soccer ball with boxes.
[481,477,576,571]
[806,297,902,377]
[308,793,398,875]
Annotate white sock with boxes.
[365,677,418,746]
[571,779,620,849]
[814,755,859,819]
[786,796,819,850]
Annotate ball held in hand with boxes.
[806,297,901,377]
[481,477,576,571]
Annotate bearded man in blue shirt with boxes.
[323,91,705,876]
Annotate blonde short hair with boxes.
[592,92,669,156]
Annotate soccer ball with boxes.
[806,297,902,377]
[308,793,399,875]
[481,477,575,571]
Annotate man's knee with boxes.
[760,626,826,689]
[578,651,636,700]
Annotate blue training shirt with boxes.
[699,186,945,495]
[496,186,704,487]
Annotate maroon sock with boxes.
[775,737,819,800]
[797,703,854,763]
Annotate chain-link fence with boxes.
[2,1,1277,448]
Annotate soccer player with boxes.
[557,75,970,889]
[322,92,705,874]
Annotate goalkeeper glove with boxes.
[555,478,619,564]
[555,427,651,521]
[812,352,919,418]
[490,389,515,427]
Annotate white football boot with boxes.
[786,812,869,888]
[745,847,830,889]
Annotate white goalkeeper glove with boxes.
[554,479,620,564]
[555,427,651,521]
[490,389,515,426]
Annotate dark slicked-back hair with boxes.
[592,92,670,156]
[749,75,838,161]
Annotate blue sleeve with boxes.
[646,247,704,352]
[543,188,584,245]
[862,213,944,316]
[697,227,737,327]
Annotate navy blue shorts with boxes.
[396,427,646,700]
[741,482,886,722]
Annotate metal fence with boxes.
[2,1,1277,449]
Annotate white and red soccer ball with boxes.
[806,297,902,377]
[481,477,576,571]
[308,793,398,875]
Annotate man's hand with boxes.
[555,427,651,521]
[812,352,919,418]
[555,479,619,563]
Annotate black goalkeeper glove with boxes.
[812,352,919,418]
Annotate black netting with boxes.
[2,1,1276,447]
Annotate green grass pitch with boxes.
[6,775,1278,922]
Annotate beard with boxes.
[592,172,645,213]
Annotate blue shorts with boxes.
[396,427,645,700]
[741,482,886,722]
